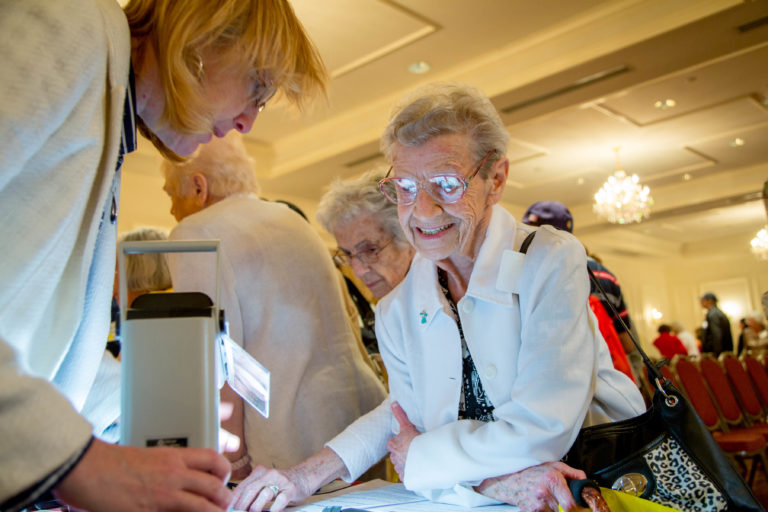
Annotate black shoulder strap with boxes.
[519,231,536,254]
[519,228,664,383]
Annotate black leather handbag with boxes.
[563,267,764,511]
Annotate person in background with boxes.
[588,296,635,383]
[232,82,644,512]
[700,292,734,356]
[743,311,768,358]
[268,198,381,374]
[316,168,417,352]
[652,324,688,361]
[763,291,768,320]
[109,226,173,358]
[670,321,700,356]
[115,227,172,307]
[0,0,326,510]
[162,133,386,483]
[522,200,640,382]
[737,318,750,355]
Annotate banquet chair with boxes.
[672,355,768,485]
[720,353,768,425]
[744,354,768,413]
[700,355,768,439]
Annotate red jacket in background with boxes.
[652,332,688,360]
[589,296,635,384]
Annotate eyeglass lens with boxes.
[334,240,391,266]
[381,175,466,205]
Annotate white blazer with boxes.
[328,205,645,506]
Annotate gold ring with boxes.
[266,484,280,499]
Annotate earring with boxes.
[193,53,204,79]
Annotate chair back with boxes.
[659,364,677,387]
[699,355,746,428]
[720,353,764,424]
[744,354,768,411]
[672,356,722,430]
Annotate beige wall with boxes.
[600,242,768,357]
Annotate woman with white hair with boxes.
[233,83,644,512]
[115,227,172,306]
[317,168,415,301]
[744,311,768,357]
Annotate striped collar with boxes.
[117,64,137,171]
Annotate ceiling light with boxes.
[407,61,430,74]
[654,98,676,110]
[577,177,585,185]
[682,173,692,181]
[593,147,653,224]
[751,226,768,260]
[730,137,745,147]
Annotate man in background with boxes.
[700,292,734,355]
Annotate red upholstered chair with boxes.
[672,356,768,485]
[699,356,768,438]
[743,354,768,413]
[659,364,677,387]
[720,353,768,425]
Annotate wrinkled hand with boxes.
[386,401,421,481]
[474,461,587,512]
[53,439,232,512]
[230,465,314,512]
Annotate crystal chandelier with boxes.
[593,148,653,224]
[752,227,768,260]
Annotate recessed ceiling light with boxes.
[682,173,691,181]
[654,98,676,110]
[577,177,585,185]
[730,137,745,147]
[408,61,430,74]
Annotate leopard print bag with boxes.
[565,383,762,511]
[515,230,764,511]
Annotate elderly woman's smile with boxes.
[392,133,500,266]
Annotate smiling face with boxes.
[333,212,414,299]
[391,133,507,268]
[137,51,272,156]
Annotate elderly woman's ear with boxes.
[191,172,209,206]
[485,156,509,206]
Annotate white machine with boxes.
[118,240,269,450]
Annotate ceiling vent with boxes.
[500,65,631,114]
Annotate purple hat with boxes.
[522,201,574,232]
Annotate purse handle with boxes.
[518,230,667,387]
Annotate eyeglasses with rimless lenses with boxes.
[378,149,496,206]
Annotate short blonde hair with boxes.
[162,133,259,200]
[119,227,172,292]
[317,167,408,248]
[125,0,327,159]
[380,82,508,178]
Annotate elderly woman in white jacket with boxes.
[232,83,645,512]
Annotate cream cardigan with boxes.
[0,0,129,505]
